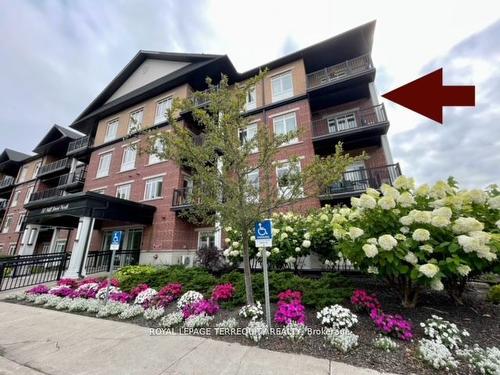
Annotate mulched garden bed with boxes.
[4,276,499,375]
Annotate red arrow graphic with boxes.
[382,68,475,124]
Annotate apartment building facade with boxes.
[0,21,400,275]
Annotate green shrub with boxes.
[487,284,500,304]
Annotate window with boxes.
[148,139,166,165]
[2,215,13,233]
[245,169,259,202]
[92,189,106,194]
[155,97,172,124]
[128,109,144,133]
[54,240,66,253]
[144,177,163,200]
[327,112,357,133]
[271,72,293,102]
[17,166,28,183]
[105,119,119,142]
[24,186,34,204]
[245,86,257,111]
[276,161,302,199]
[32,161,41,178]
[273,112,298,144]
[11,190,21,207]
[120,146,137,172]
[116,184,131,200]
[27,227,38,245]
[96,152,112,178]
[239,123,258,152]
[8,243,16,255]
[126,228,143,250]
[198,230,215,249]
[15,213,26,232]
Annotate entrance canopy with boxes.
[24,192,156,228]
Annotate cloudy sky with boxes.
[1,0,499,188]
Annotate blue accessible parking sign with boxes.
[110,231,123,251]
[255,220,272,248]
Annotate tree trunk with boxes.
[445,277,467,305]
[402,279,419,308]
[241,231,254,305]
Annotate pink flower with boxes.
[182,299,219,319]
[351,289,381,313]
[130,284,149,299]
[274,290,306,325]
[109,292,131,303]
[49,286,74,298]
[98,278,120,289]
[211,283,235,302]
[26,284,49,295]
[370,309,413,341]
[277,289,302,305]
[57,278,78,288]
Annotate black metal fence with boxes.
[0,252,69,292]
[85,249,140,275]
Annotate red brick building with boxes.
[0,21,400,275]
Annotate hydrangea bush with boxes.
[335,176,500,307]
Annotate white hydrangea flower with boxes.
[431,215,450,228]
[413,228,431,242]
[367,237,378,245]
[378,234,398,250]
[362,244,378,258]
[411,210,432,224]
[224,237,231,244]
[348,227,364,240]
[457,265,471,276]
[432,206,453,219]
[430,180,454,200]
[271,247,280,254]
[359,193,377,209]
[466,189,488,204]
[452,217,484,234]
[302,240,311,248]
[351,197,361,208]
[250,236,255,242]
[404,251,418,265]
[399,215,414,226]
[419,263,440,278]
[397,192,416,207]
[285,256,296,265]
[378,196,396,210]
[232,241,240,248]
[416,184,430,197]
[393,175,416,191]
[367,266,379,274]
[400,226,410,234]
[430,278,444,291]
[366,188,380,197]
[304,232,311,240]
[419,244,434,253]
[381,184,400,199]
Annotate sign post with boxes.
[104,230,122,304]
[255,220,272,328]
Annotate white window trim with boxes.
[114,180,135,186]
[90,186,108,192]
[24,185,35,204]
[268,107,300,118]
[197,228,216,249]
[104,118,119,142]
[128,108,144,133]
[239,123,259,153]
[116,184,132,200]
[143,176,164,201]
[15,212,26,232]
[32,161,42,179]
[2,215,13,233]
[154,96,173,125]
[96,152,113,178]
[273,112,299,145]
[98,148,115,155]
[245,86,257,111]
[148,138,167,165]
[11,190,21,207]
[141,172,166,180]
[276,160,303,198]
[271,71,294,102]
[8,243,17,255]
[120,146,137,172]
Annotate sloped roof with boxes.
[0,148,30,163]
[33,124,82,154]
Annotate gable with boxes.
[105,59,191,103]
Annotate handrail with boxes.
[172,188,193,207]
[37,157,71,177]
[29,187,65,202]
[67,136,93,155]
[0,176,15,189]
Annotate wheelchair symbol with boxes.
[257,223,269,237]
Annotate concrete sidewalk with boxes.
[0,302,394,375]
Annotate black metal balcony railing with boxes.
[29,187,65,203]
[37,158,71,178]
[306,54,374,91]
[321,164,402,197]
[67,136,93,155]
[0,176,15,189]
[172,188,193,208]
[57,168,87,187]
[311,104,388,139]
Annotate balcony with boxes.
[0,199,7,211]
[0,176,15,191]
[57,168,86,192]
[67,136,93,156]
[320,163,402,201]
[311,104,389,152]
[307,54,374,92]
[171,188,193,211]
[29,187,65,202]
[37,158,71,178]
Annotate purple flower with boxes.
[49,286,74,298]
[57,278,78,288]
[274,290,306,325]
[26,284,50,295]
[351,289,381,313]
[370,309,413,341]
[109,292,131,303]
[182,299,219,319]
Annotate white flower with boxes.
[325,328,359,353]
[224,238,231,244]
[285,226,293,232]
[412,228,431,242]
[397,192,415,207]
[118,305,145,320]
[489,195,500,209]
[381,184,400,199]
[452,217,484,234]
[239,301,263,321]
[404,252,418,265]
[143,306,165,320]
[367,237,378,245]
[317,305,358,329]
[411,210,432,224]
[215,318,239,333]
[430,181,454,199]
[250,236,255,241]
[134,288,158,305]
[223,248,231,257]
[303,232,311,240]
[419,263,440,278]
[285,256,296,265]
[467,189,488,204]
[378,234,398,250]
[457,265,471,277]
[432,207,453,220]
[271,247,280,254]
[244,320,268,342]
[431,216,450,228]
[359,193,377,209]
[333,228,346,240]
[395,233,406,241]
[393,175,416,191]
[302,240,311,248]
[430,278,444,291]
[378,196,396,210]
[362,244,378,258]
[295,247,301,253]
[232,241,240,248]
[496,219,500,229]
[184,313,213,328]
[417,339,458,370]
[366,188,380,197]
[160,312,184,327]
[351,197,361,208]
[283,322,307,343]
[367,266,379,274]
[469,231,491,244]
[400,226,410,234]
[456,345,500,374]
[224,226,232,232]
[280,232,288,240]
[373,336,399,352]
[399,215,414,226]
[348,227,364,240]
[416,184,430,197]
[177,291,204,310]
[419,244,434,253]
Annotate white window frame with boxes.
[24,186,34,204]
[96,152,112,178]
[245,86,257,111]
[11,190,21,207]
[128,108,144,133]
[271,71,293,102]
[273,112,298,145]
[8,243,16,256]
[154,97,172,125]
[104,119,119,142]
[54,240,66,253]
[15,213,26,232]
[144,177,163,201]
[148,138,166,165]
[27,228,37,245]
[116,184,131,200]
[276,160,302,199]
[2,215,13,233]
[245,169,260,203]
[327,112,357,133]
[17,166,28,183]
[120,146,137,172]
[32,161,41,179]
[198,229,216,249]
[239,123,258,153]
